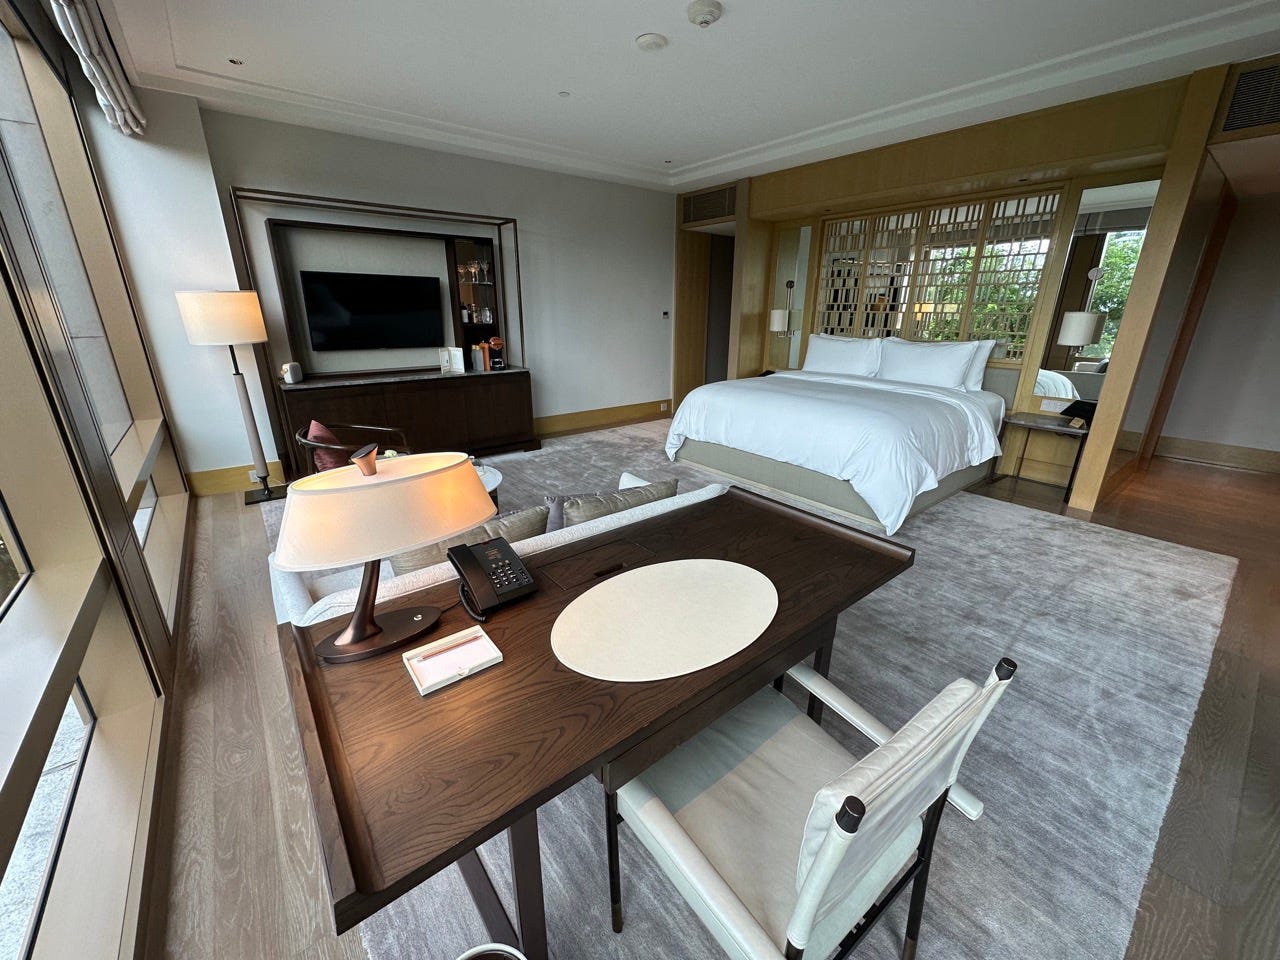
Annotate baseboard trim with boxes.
[1153,436,1280,474]
[534,400,671,439]
[186,461,286,496]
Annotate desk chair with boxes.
[455,946,527,960]
[294,421,410,474]
[606,658,1016,960]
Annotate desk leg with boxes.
[807,620,835,725]
[1064,434,1086,503]
[509,810,548,960]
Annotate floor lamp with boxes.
[176,290,286,505]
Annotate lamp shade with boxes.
[274,452,496,572]
[176,290,268,345]
[1057,311,1104,348]
[769,308,790,333]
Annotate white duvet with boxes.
[665,371,1002,534]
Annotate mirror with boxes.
[768,225,812,370]
[1034,180,1160,401]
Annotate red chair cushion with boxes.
[306,420,347,472]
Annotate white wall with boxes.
[199,110,675,422]
[1162,193,1280,452]
[80,89,253,474]
[1122,161,1224,434]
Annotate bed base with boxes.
[675,439,991,531]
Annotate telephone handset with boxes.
[447,537,537,621]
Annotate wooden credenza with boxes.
[277,367,539,478]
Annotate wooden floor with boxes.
[977,458,1280,960]
[153,458,1278,960]
[153,494,368,960]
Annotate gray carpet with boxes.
[266,422,1238,959]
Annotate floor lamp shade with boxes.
[176,290,268,345]
[274,452,497,572]
[1057,311,1104,348]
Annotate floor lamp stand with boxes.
[229,346,286,506]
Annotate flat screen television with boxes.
[300,270,445,352]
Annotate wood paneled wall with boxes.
[749,79,1188,221]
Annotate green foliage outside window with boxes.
[1080,230,1145,358]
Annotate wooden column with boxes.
[1067,66,1230,513]
[729,179,772,379]
[672,226,711,409]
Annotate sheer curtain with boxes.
[48,0,145,135]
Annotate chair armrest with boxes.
[785,663,984,821]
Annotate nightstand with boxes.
[989,412,1090,502]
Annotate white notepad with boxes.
[401,625,502,697]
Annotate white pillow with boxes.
[878,338,979,390]
[618,471,650,490]
[801,334,882,377]
[964,339,998,391]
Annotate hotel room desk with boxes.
[278,487,914,958]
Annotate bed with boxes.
[665,336,1008,534]
[1035,368,1080,399]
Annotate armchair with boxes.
[606,658,1016,960]
[294,422,410,474]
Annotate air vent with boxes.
[682,185,736,224]
[1222,63,1280,132]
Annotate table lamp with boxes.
[176,290,284,505]
[1057,311,1105,349]
[273,449,496,663]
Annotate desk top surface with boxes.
[278,487,913,929]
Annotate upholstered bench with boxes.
[269,476,728,628]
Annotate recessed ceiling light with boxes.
[635,33,668,52]
[227,58,244,65]
[558,91,571,98]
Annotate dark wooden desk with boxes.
[278,487,913,957]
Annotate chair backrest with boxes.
[786,660,1015,949]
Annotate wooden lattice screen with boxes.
[817,191,1060,360]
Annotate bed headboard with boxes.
[981,366,1020,407]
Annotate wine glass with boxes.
[467,260,480,283]
[456,264,468,285]
[479,261,491,284]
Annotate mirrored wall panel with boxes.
[1034,179,1160,401]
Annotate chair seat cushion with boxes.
[619,687,921,959]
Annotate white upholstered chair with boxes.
[606,658,1017,960]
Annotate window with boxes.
[817,191,1061,360]
[0,688,91,958]
[0,498,27,615]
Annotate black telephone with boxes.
[447,537,537,621]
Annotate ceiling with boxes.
[100,0,1280,191]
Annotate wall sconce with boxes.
[771,280,799,338]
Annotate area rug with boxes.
[263,422,1237,959]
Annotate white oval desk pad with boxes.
[550,559,779,682]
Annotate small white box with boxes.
[402,625,502,697]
